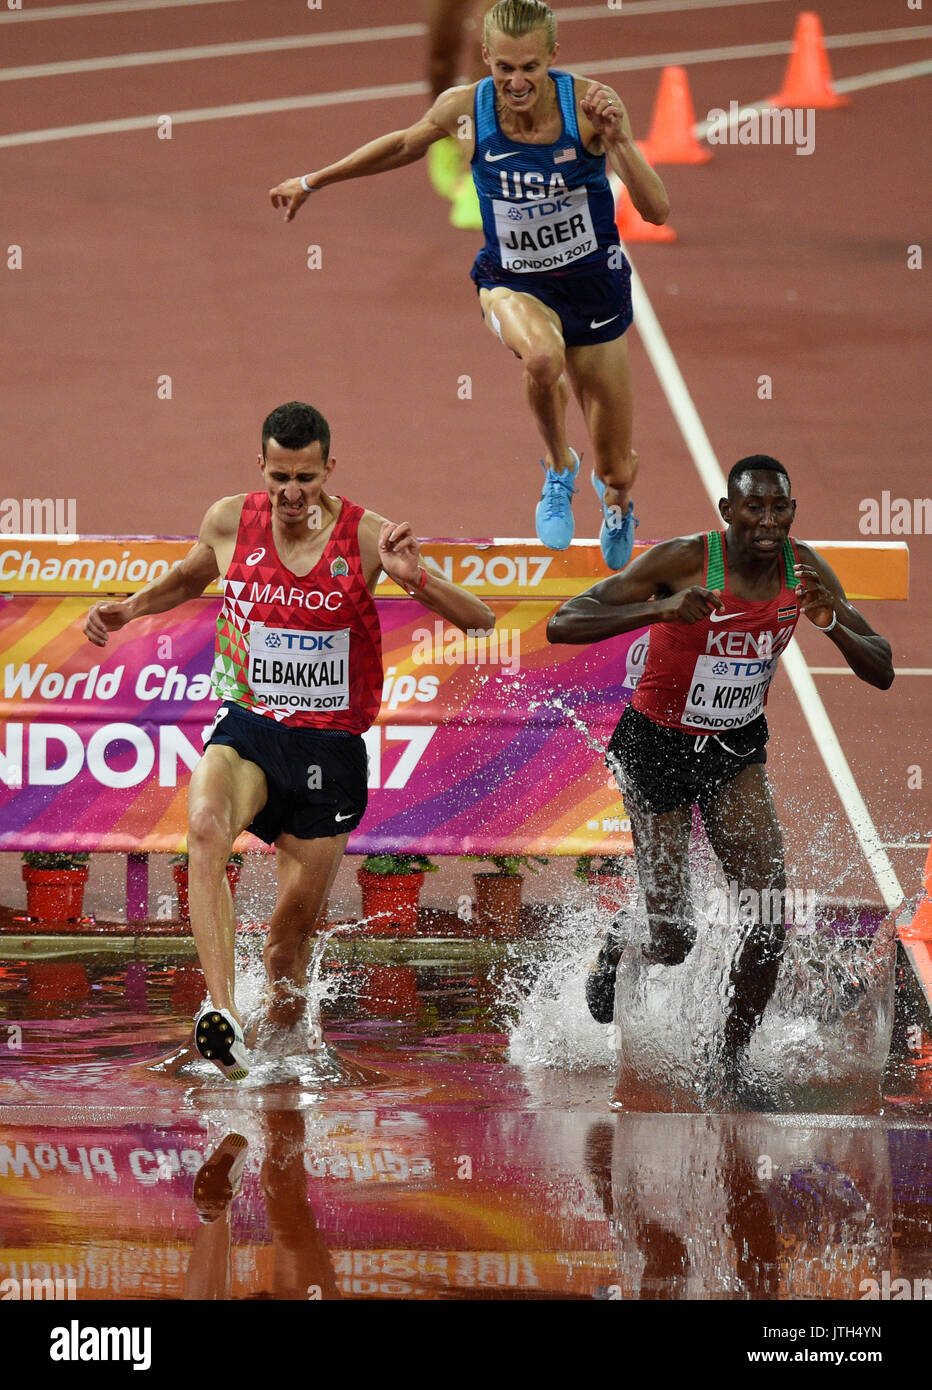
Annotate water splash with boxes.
[231,924,382,1088]
[505,830,897,1112]
[507,891,617,1072]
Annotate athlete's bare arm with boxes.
[574,76,670,224]
[547,535,723,644]
[270,87,475,223]
[83,497,242,648]
[358,512,495,635]
[793,543,894,690]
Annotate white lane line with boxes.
[693,58,932,137]
[0,0,794,30]
[0,25,425,82]
[3,21,931,85]
[614,194,905,913]
[4,41,931,149]
[882,843,932,851]
[0,0,242,23]
[559,0,794,18]
[0,81,427,149]
[580,26,932,78]
[809,668,932,676]
[833,59,932,93]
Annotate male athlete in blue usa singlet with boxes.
[270,0,670,570]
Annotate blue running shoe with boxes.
[535,449,580,550]
[591,471,638,570]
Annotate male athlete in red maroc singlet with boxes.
[548,456,894,1104]
[85,401,495,1080]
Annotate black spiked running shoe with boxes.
[585,932,624,1024]
[193,1004,249,1081]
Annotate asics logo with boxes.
[245,548,266,565]
[709,611,749,623]
[485,150,517,162]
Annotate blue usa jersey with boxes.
[471,70,619,275]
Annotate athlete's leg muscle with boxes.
[186,745,268,1021]
[263,832,349,1025]
[566,334,637,509]
[629,798,696,965]
[700,765,787,1061]
[478,286,573,471]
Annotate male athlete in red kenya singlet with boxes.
[548,456,894,1104]
[84,402,495,1080]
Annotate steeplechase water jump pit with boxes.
[1,536,929,1317]
[1,867,930,1307]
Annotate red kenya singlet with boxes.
[632,531,801,734]
[211,493,382,732]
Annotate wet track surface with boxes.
[1,954,929,1302]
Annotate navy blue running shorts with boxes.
[470,246,633,348]
[607,704,768,818]
[204,701,368,843]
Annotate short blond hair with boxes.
[483,0,557,52]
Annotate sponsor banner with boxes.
[0,594,639,854]
[0,535,909,600]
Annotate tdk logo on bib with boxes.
[259,630,337,652]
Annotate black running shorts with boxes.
[204,701,368,843]
[607,704,768,817]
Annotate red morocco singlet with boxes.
[211,493,383,732]
[632,531,801,735]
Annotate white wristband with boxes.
[300,175,316,193]
[821,612,838,634]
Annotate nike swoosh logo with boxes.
[334,811,355,822]
[590,315,620,329]
[485,150,517,162]
[709,611,750,623]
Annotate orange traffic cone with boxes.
[615,145,676,243]
[643,66,711,165]
[768,12,849,110]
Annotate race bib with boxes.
[494,188,596,272]
[247,624,350,713]
[681,651,778,731]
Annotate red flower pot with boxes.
[586,869,638,916]
[473,873,524,939]
[27,961,90,1000]
[359,964,421,1017]
[356,870,424,936]
[172,863,241,925]
[22,867,89,923]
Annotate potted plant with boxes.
[356,854,437,936]
[461,854,548,939]
[21,851,91,923]
[575,854,638,915]
[170,852,245,925]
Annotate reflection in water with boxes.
[607,1115,891,1300]
[184,1118,341,1300]
[0,950,929,1301]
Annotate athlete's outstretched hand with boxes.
[84,600,132,648]
[269,176,314,222]
[795,564,836,629]
[660,587,725,625]
[581,82,634,145]
[378,521,421,588]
